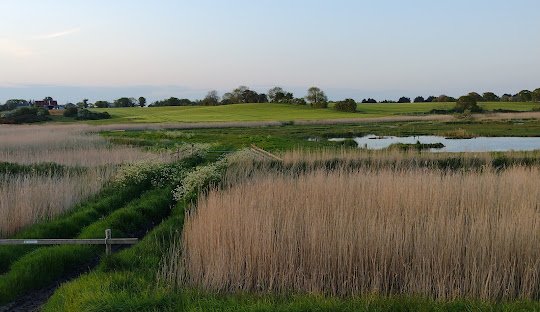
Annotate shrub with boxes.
[310,101,328,109]
[75,109,111,120]
[455,96,482,113]
[398,97,411,103]
[172,163,224,201]
[334,99,357,112]
[63,106,78,117]
[0,107,50,124]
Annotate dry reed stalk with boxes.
[0,124,172,166]
[281,148,493,164]
[173,167,540,300]
[0,124,171,236]
[280,148,540,169]
[0,167,114,237]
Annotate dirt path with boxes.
[0,260,97,312]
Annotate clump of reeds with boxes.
[166,167,540,300]
[0,167,114,237]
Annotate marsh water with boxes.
[328,135,540,152]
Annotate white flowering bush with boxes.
[150,163,187,187]
[113,161,162,188]
[172,163,220,200]
[170,143,214,160]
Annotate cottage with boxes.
[34,98,58,110]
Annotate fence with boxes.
[0,229,137,255]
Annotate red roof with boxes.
[35,100,58,107]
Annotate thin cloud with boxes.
[0,38,33,57]
[35,28,81,40]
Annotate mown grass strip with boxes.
[42,197,188,312]
[0,181,150,273]
[0,187,174,304]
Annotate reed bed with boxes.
[0,124,172,236]
[281,148,540,166]
[0,124,171,166]
[169,167,540,300]
[0,167,114,237]
[221,148,540,187]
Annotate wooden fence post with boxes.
[105,229,111,255]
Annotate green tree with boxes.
[114,97,136,107]
[334,99,357,112]
[1,99,28,111]
[398,97,411,103]
[518,90,532,102]
[150,97,192,107]
[482,92,500,102]
[435,95,456,102]
[77,99,89,108]
[413,96,425,103]
[455,95,482,113]
[242,89,260,103]
[221,93,234,105]
[500,94,512,102]
[138,97,147,107]
[201,90,220,106]
[532,88,540,102]
[268,87,285,103]
[425,96,436,102]
[94,101,110,108]
[467,92,483,102]
[292,98,307,105]
[232,86,249,103]
[306,87,328,108]
[258,93,268,103]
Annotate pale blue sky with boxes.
[1,0,539,102]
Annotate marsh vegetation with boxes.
[0,124,171,237]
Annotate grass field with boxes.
[90,102,539,123]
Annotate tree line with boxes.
[1,87,539,113]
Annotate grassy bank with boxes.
[0,180,150,272]
[0,186,174,305]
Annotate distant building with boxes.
[34,98,58,109]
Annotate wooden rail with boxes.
[250,144,283,161]
[0,229,137,255]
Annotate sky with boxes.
[1,0,539,103]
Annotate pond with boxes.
[329,135,540,152]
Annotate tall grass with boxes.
[170,167,540,300]
[0,124,171,236]
[0,124,169,166]
[0,168,114,237]
[281,148,540,166]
